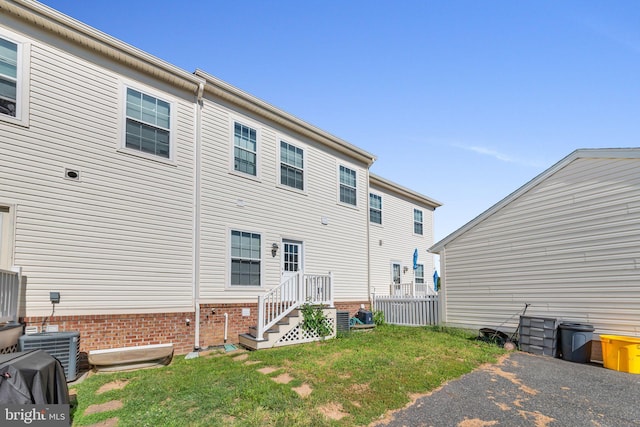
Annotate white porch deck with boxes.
[239,272,335,350]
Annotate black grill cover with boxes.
[0,350,69,404]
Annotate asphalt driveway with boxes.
[376,351,640,427]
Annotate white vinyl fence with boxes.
[372,295,439,326]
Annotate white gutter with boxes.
[4,0,203,92]
[194,69,377,167]
[192,82,204,350]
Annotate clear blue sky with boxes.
[40,0,640,242]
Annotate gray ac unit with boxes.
[19,331,80,381]
[336,311,350,333]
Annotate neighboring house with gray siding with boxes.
[429,148,640,361]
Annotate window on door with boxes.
[283,242,300,272]
[392,262,401,284]
[415,264,424,284]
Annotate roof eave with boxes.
[369,173,442,209]
[3,0,205,93]
[429,148,640,254]
[195,69,377,167]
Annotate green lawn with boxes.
[70,325,505,426]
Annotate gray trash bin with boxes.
[559,323,594,363]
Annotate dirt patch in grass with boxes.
[244,360,261,365]
[349,383,370,393]
[292,383,312,398]
[257,366,278,375]
[272,373,294,384]
[84,400,123,416]
[232,353,249,362]
[97,380,129,394]
[318,402,349,420]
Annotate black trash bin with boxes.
[356,309,373,325]
[559,323,594,363]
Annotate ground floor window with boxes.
[230,230,261,286]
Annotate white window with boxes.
[280,140,304,190]
[370,193,382,224]
[415,264,424,284]
[125,87,172,159]
[230,230,261,286]
[233,121,258,176]
[414,208,423,235]
[339,165,357,206]
[0,30,30,126]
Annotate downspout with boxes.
[193,82,204,350]
[366,168,372,309]
[439,248,446,324]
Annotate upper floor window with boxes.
[280,140,304,190]
[0,38,18,118]
[230,230,261,286]
[370,193,382,224]
[0,30,30,126]
[234,122,257,176]
[415,264,424,284]
[339,165,357,206]
[125,88,171,159]
[414,208,423,235]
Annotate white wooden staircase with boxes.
[239,272,336,350]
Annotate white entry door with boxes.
[282,240,303,283]
[391,262,401,284]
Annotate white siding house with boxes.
[0,0,439,354]
[369,174,441,297]
[0,2,200,316]
[193,70,376,348]
[430,148,640,360]
[0,1,204,353]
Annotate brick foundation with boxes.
[334,301,371,316]
[197,303,258,350]
[21,312,196,355]
[20,300,371,356]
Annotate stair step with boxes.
[238,333,269,351]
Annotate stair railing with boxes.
[256,271,333,340]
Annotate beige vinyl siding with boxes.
[440,157,640,336]
[369,184,436,296]
[0,28,196,316]
[199,98,369,303]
